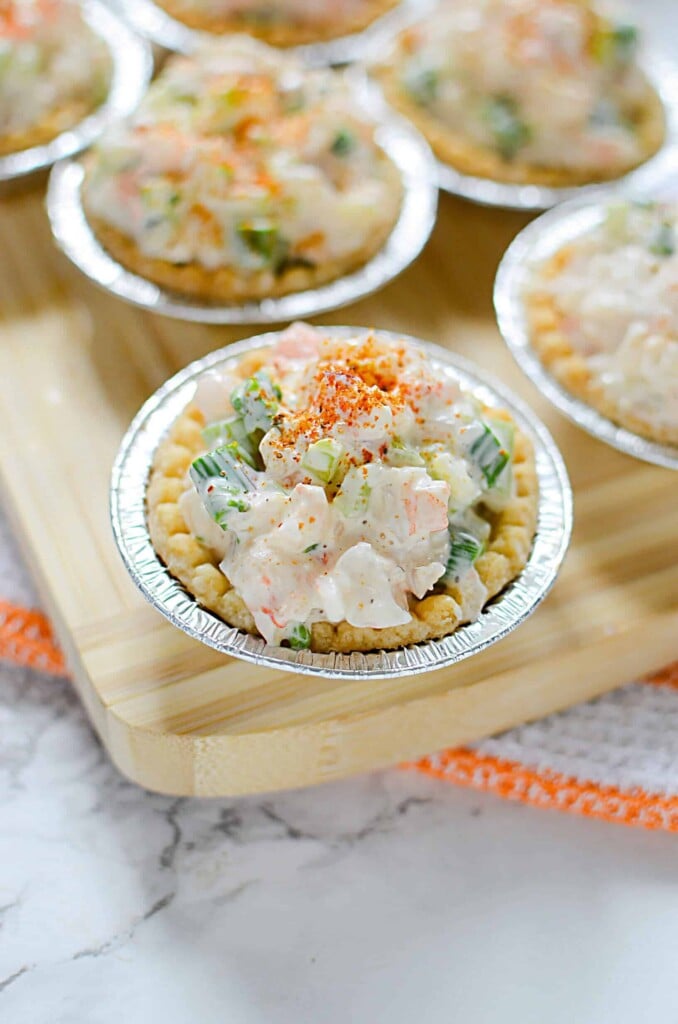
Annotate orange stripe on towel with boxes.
[408,748,678,832]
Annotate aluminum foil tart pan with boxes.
[116,0,421,66]
[0,0,152,185]
[46,97,438,324]
[111,327,573,680]
[494,193,678,470]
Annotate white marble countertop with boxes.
[2,3,678,1020]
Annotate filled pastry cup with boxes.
[151,0,400,47]
[373,0,665,188]
[145,323,540,654]
[523,199,678,448]
[0,0,111,158]
[82,37,404,304]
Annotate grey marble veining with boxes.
[2,657,678,1024]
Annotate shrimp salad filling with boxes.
[0,0,110,149]
[528,200,678,444]
[169,325,527,649]
[378,0,661,179]
[83,37,401,294]
[154,0,397,43]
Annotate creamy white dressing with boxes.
[84,36,400,274]
[386,0,653,173]
[0,0,109,139]
[535,201,678,433]
[186,324,516,646]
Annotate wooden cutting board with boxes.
[0,187,676,796]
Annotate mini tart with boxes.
[84,156,401,303]
[375,63,665,187]
[153,0,399,46]
[146,352,539,654]
[0,97,96,157]
[82,39,403,303]
[526,246,678,446]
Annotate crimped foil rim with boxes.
[45,88,438,324]
[494,193,678,470]
[116,0,422,66]
[0,0,152,184]
[110,327,573,679]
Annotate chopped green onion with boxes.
[444,530,484,584]
[202,415,260,468]
[304,543,319,554]
[331,130,355,157]
[301,438,344,484]
[287,623,311,650]
[230,371,281,435]
[483,96,531,161]
[404,67,439,106]
[649,222,675,257]
[190,445,256,528]
[468,422,511,488]
[237,220,289,272]
[592,23,638,65]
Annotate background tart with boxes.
[146,355,539,654]
[153,0,399,46]
[527,247,678,447]
[0,0,110,158]
[84,154,401,302]
[82,39,403,303]
[375,63,665,187]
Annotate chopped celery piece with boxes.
[483,96,531,161]
[190,445,256,527]
[469,422,511,488]
[230,371,281,435]
[331,130,355,157]
[649,222,675,257]
[237,220,289,272]
[484,416,514,501]
[405,67,439,106]
[605,201,629,239]
[444,530,484,583]
[202,415,259,468]
[288,623,311,650]
[334,468,372,517]
[423,449,480,511]
[301,438,344,484]
[387,439,425,467]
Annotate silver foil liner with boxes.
[111,328,573,680]
[0,0,152,185]
[494,194,678,470]
[46,87,438,324]
[116,0,421,66]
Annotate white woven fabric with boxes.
[472,682,678,796]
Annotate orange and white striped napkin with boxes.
[1,597,676,832]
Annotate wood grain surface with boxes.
[0,187,675,795]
